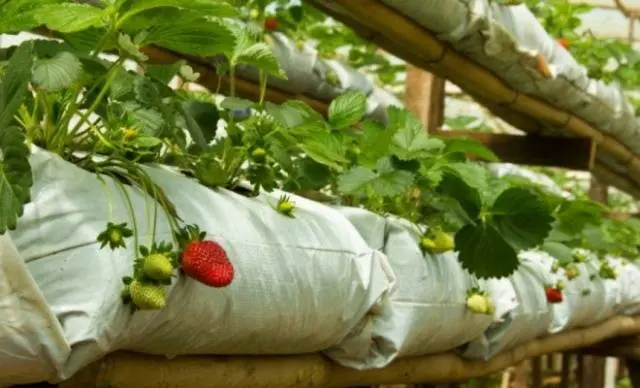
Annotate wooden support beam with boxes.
[404,66,445,133]
[579,177,610,388]
[434,130,597,170]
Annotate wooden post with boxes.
[404,64,445,132]
[579,177,609,388]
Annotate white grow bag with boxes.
[550,251,619,333]
[2,148,394,383]
[330,214,517,368]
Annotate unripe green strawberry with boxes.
[551,261,560,273]
[466,293,489,314]
[129,280,167,310]
[431,230,455,253]
[251,147,267,163]
[143,253,174,281]
[565,265,579,280]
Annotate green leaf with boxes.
[455,222,519,279]
[180,101,219,147]
[328,91,367,129]
[337,167,376,196]
[443,137,499,162]
[237,43,286,79]
[220,97,255,111]
[541,242,574,265]
[0,42,34,128]
[437,163,487,219]
[300,131,348,170]
[145,18,235,56]
[0,0,67,33]
[33,3,106,33]
[147,60,186,84]
[555,199,605,235]
[358,121,395,166]
[289,5,304,22]
[32,51,83,92]
[337,159,414,197]
[490,187,554,251]
[390,109,444,160]
[118,0,238,26]
[0,125,33,234]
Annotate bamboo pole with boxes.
[60,315,640,388]
[305,0,640,195]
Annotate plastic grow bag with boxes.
[5,147,394,382]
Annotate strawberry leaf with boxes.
[338,158,414,197]
[118,0,238,24]
[541,242,574,265]
[390,110,444,160]
[144,18,235,56]
[328,91,367,129]
[0,42,34,128]
[236,43,287,80]
[455,222,519,279]
[33,3,107,33]
[490,187,554,251]
[437,163,487,219]
[32,51,84,92]
[0,125,33,233]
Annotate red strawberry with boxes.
[545,287,563,304]
[182,240,234,287]
[264,17,278,31]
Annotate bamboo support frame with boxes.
[58,315,640,387]
[305,0,640,196]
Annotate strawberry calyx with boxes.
[275,195,296,218]
[97,221,133,250]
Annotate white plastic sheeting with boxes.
[380,0,640,153]
[0,235,70,386]
[234,32,403,124]
[3,148,394,382]
[550,251,620,333]
[4,150,640,384]
[330,212,518,368]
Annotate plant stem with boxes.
[64,58,124,147]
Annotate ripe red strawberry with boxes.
[182,240,234,287]
[264,17,278,31]
[545,287,563,304]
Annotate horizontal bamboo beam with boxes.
[306,0,640,196]
[57,315,640,387]
[436,130,597,170]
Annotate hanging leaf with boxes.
[145,18,235,56]
[455,222,519,279]
[0,125,33,234]
[490,187,554,250]
[32,51,83,91]
[0,41,34,128]
[118,0,238,26]
[33,3,107,33]
[236,43,286,79]
[328,91,367,129]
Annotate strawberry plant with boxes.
[0,0,638,313]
